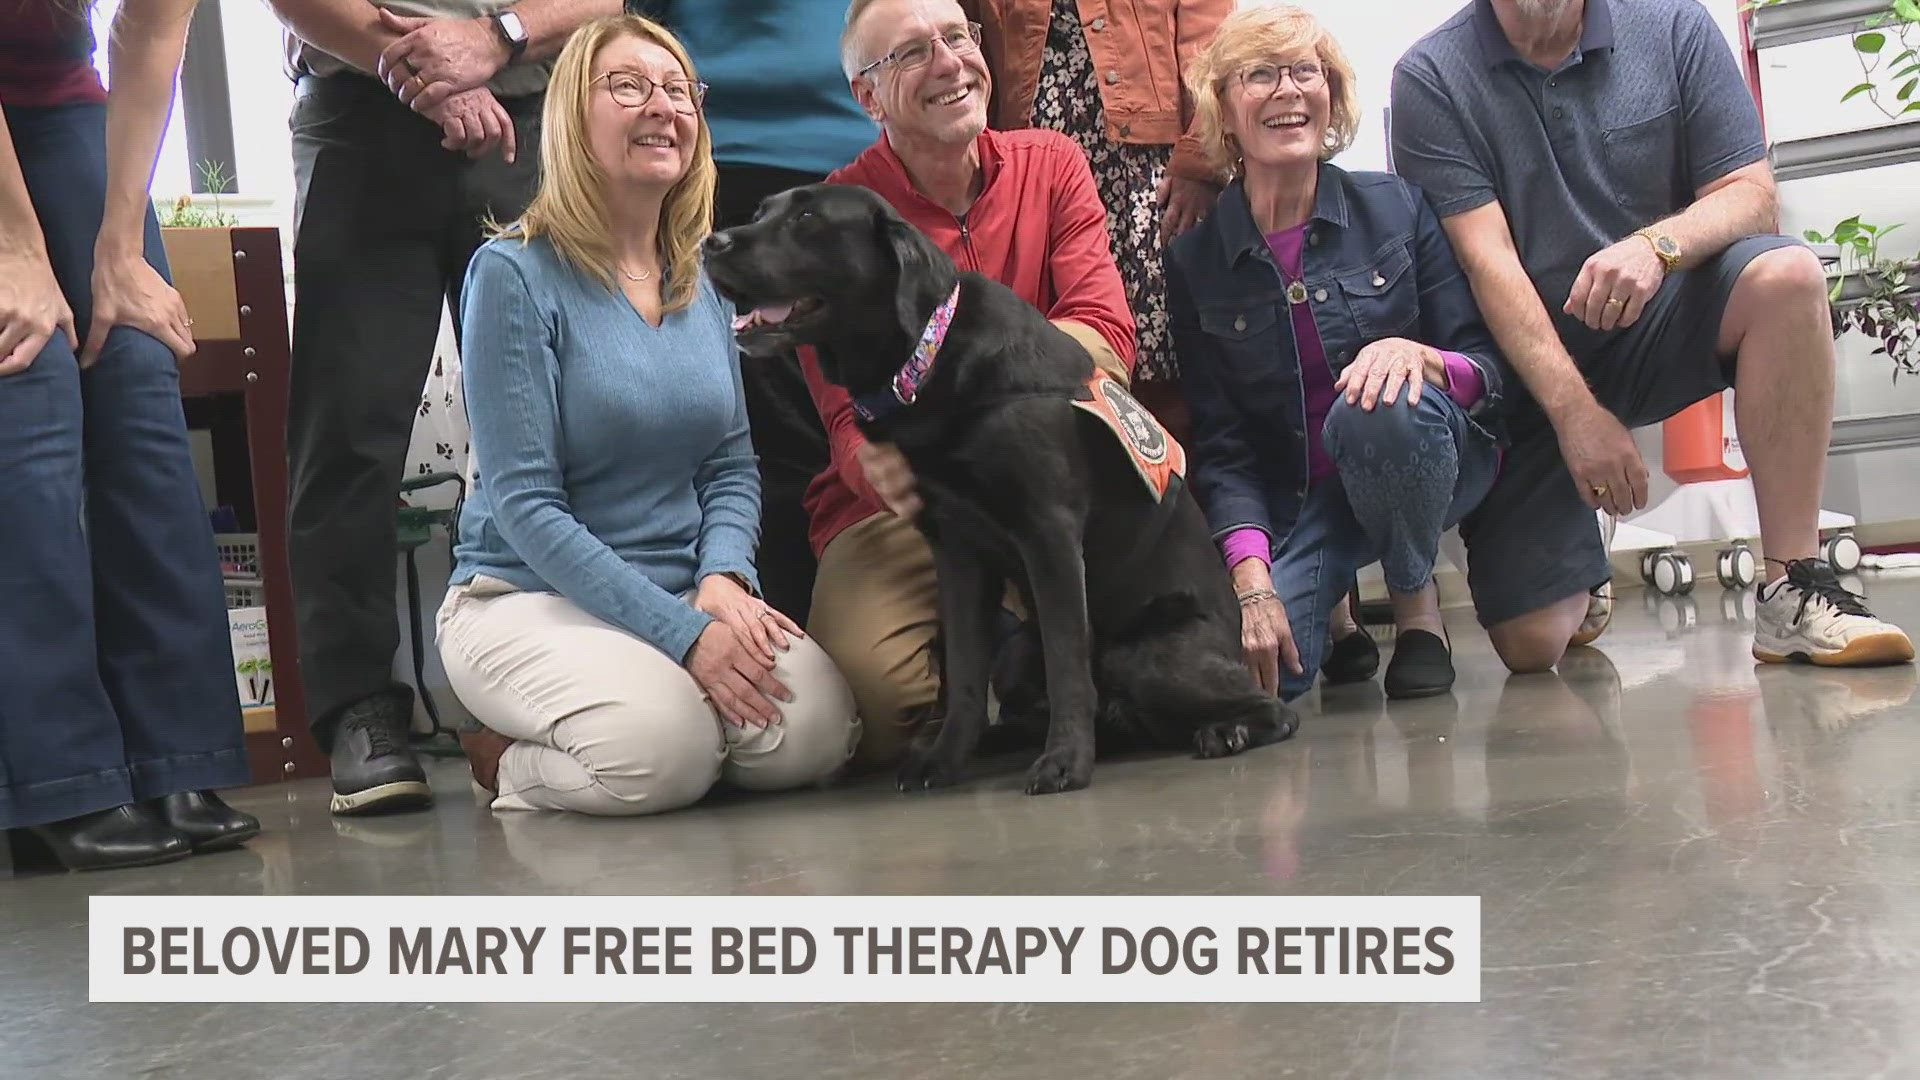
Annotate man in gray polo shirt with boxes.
[1390,0,1912,672]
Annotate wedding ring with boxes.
[1592,484,1610,497]
[1604,298,1623,307]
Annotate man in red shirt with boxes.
[805,0,1136,769]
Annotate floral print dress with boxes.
[1029,0,1176,383]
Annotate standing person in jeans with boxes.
[1390,0,1912,671]
[965,0,1227,418]
[635,0,875,627]
[1,0,259,871]
[269,0,620,816]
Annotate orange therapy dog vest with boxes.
[1070,371,1186,501]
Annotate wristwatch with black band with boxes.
[490,8,529,63]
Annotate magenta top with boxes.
[1220,225,1484,572]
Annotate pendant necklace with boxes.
[1284,278,1309,306]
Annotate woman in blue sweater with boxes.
[437,16,858,816]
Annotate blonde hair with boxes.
[1185,5,1361,181]
[501,15,715,314]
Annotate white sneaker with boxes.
[1753,560,1915,667]
[1570,581,1613,647]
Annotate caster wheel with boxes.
[1823,532,1862,573]
[1651,551,1694,597]
[1640,550,1661,585]
[1715,544,1757,590]
[1657,596,1699,635]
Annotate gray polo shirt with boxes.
[284,0,553,99]
[1388,0,1767,357]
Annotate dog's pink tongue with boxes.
[730,302,797,333]
[754,301,796,323]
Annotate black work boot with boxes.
[328,685,432,816]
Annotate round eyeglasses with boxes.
[1237,60,1326,94]
[594,70,707,113]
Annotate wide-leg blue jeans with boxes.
[0,103,247,828]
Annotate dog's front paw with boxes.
[1023,745,1092,795]
[896,738,966,792]
[1193,720,1252,759]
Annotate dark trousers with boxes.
[286,75,540,746]
[715,164,831,627]
[0,103,248,828]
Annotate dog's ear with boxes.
[881,213,943,337]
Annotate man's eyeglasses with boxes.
[1237,60,1326,94]
[594,71,708,112]
[856,22,983,79]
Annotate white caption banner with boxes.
[91,895,1480,1003]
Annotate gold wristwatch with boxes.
[1635,228,1681,272]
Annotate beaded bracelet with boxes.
[1237,588,1277,605]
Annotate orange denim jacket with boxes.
[963,0,1230,183]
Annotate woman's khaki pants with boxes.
[436,577,860,815]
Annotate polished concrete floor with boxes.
[5,577,1920,1079]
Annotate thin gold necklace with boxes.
[617,264,654,282]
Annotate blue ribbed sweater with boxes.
[450,235,760,662]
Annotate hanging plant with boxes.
[1807,216,1919,380]
[1747,0,1920,118]
[1841,0,1920,120]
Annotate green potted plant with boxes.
[1807,216,1918,379]
[157,160,247,342]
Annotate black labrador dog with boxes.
[703,184,1296,794]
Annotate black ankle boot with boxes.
[13,804,193,872]
[148,791,261,852]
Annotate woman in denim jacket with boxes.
[1166,5,1510,702]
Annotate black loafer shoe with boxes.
[13,804,193,872]
[1322,629,1381,685]
[1384,629,1455,699]
[149,791,260,852]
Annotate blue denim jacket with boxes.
[1166,164,1511,549]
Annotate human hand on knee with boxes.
[0,248,75,377]
[1335,338,1446,410]
[83,254,193,366]
[1565,237,1664,332]
[695,572,804,666]
[687,622,793,729]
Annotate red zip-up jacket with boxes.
[800,126,1137,557]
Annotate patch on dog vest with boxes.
[1070,371,1186,500]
